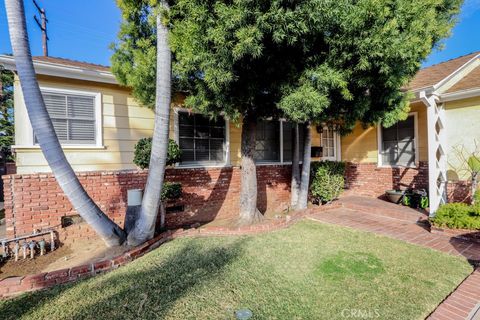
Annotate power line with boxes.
[33,0,49,56]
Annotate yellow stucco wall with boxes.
[340,102,428,164]
[444,96,480,181]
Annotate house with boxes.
[1,52,479,241]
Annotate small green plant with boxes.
[449,142,480,205]
[310,161,346,204]
[431,203,480,230]
[161,182,182,201]
[474,189,480,204]
[133,138,182,169]
[133,138,183,204]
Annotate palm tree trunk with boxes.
[127,6,171,246]
[239,115,263,224]
[296,122,312,210]
[5,0,125,246]
[290,123,300,208]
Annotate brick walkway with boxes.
[308,196,480,320]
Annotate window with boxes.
[37,90,98,145]
[254,120,280,162]
[178,111,226,165]
[321,128,336,159]
[379,115,416,167]
[254,120,304,163]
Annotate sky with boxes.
[0,0,479,68]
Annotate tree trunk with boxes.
[472,173,478,205]
[127,8,171,246]
[239,115,263,224]
[5,0,125,247]
[160,202,166,229]
[290,123,300,208]
[296,122,312,210]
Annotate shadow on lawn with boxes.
[0,238,246,319]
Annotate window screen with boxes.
[38,92,96,144]
[178,111,225,165]
[254,120,280,162]
[381,116,415,166]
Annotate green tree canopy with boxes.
[0,67,14,160]
[111,0,159,108]
[169,0,461,128]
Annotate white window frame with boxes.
[21,86,103,149]
[173,107,230,168]
[257,121,342,165]
[320,126,341,161]
[377,112,419,168]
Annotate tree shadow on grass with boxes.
[0,238,247,319]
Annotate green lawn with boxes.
[0,220,472,320]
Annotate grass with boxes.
[0,220,472,320]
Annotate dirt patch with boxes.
[0,245,73,279]
[0,238,132,280]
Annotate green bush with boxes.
[133,138,182,169]
[310,161,346,204]
[431,203,480,230]
[474,189,480,204]
[161,182,182,201]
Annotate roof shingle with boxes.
[32,56,110,72]
[445,65,480,93]
[407,51,480,91]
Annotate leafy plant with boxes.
[310,161,346,204]
[449,142,480,204]
[134,138,183,201]
[161,182,182,201]
[0,67,14,162]
[431,203,480,230]
[134,138,182,169]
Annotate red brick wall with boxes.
[446,180,473,204]
[344,161,429,198]
[2,165,291,243]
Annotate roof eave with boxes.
[0,55,118,85]
[438,88,480,102]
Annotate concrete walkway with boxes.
[308,196,480,320]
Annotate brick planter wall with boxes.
[446,180,472,203]
[2,165,291,243]
[344,161,429,198]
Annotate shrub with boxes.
[431,203,480,230]
[133,138,182,169]
[474,189,480,204]
[161,182,182,201]
[310,161,346,204]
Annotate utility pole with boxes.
[33,0,49,56]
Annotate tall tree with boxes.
[0,67,14,161]
[5,0,126,246]
[290,124,300,208]
[170,0,461,216]
[112,0,172,245]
